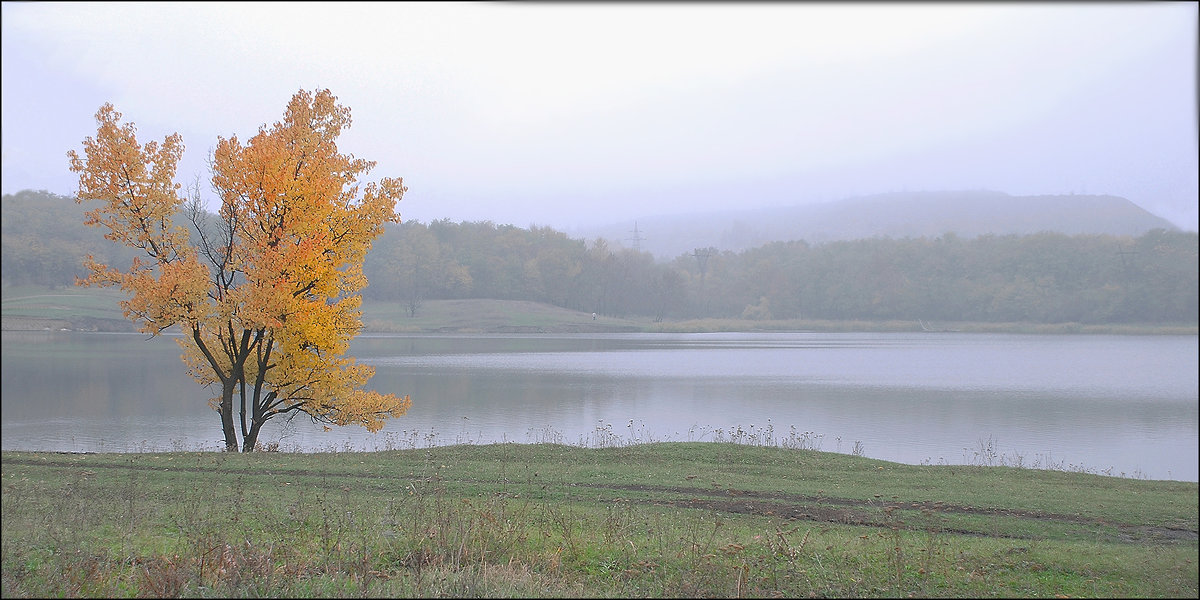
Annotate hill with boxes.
[576,190,1180,259]
[5,189,1194,328]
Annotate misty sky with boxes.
[2,2,1196,231]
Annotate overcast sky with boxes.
[3,2,1196,231]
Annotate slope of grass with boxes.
[2,443,1195,598]
[1,285,127,320]
[360,298,645,333]
[5,284,1195,334]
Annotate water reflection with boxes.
[3,331,1196,481]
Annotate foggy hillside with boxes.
[574,190,1179,259]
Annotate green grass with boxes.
[361,298,1198,335]
[360,298,645,333]
[0,285,128,321]
[3,443,1196,597]
[5,284,1195,334]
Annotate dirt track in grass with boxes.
[8,455,1195,546]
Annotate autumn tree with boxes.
[68,89,410,451]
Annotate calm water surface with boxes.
[2,331,1196,481]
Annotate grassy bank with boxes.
[360,298,1199,335]
[1,285,132,332]
[2,443,1196,598]
[4,285,1195,334]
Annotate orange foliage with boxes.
[69,89,410,451]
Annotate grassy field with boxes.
[5,284,1195,334]
[360,297,1200,335]
[2,443,1195,598]
[0,285,131,331]
[359,297,645,333]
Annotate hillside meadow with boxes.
[3,285,1196,335]
[2,443,1196,598]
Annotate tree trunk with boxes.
[219,378,239,452]
[242,424,261,452]
[241,344,275,453]
[192,325,246,452]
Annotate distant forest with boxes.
[4,189,1197,325]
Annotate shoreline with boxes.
[2,313,1196,336]
[3,291,1196,335]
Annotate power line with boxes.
[627,221,646,252]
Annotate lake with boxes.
[2,330,1196,481]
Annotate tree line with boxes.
[2,188,141,288]
[680,231,1196,324]
[5,189,1197,325]
[360,219,683,320]
[360,219,1196,325]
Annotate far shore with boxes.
[3,287,1196,335]
[2,300,1196,337]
